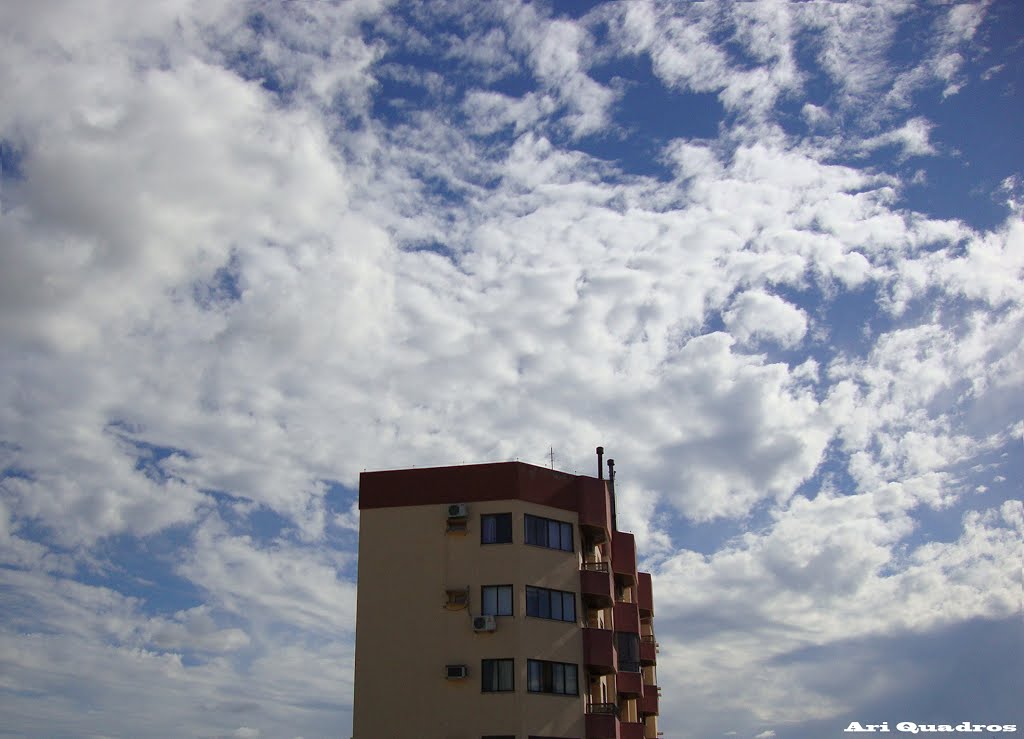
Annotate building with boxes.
[352,449,661,739]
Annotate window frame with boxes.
[526,659,579,696]
[481,513,513,545]
[481,584,514,616]
[481,658,515,693]
[525,585,576,623]
[523,513,573,552]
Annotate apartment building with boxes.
[352,449,661,739]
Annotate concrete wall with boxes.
[353,498,586,739]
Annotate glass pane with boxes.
[527,661,542,692]
[524,515,535,545]
[563,592,575,622]
[565,665,578,695]
[526,586,539,617]
[498,586,512,615]
[483,660,495,691]
[552,662,564,693]
[496,513,512,543]
[561,522,573,551]
[551,591,562,620]
[617,632,640,668]
[482,515,496,543]
[538,590,550,618]
[483,587,497,615]
[548,520,560,549]
[499,660,513,690]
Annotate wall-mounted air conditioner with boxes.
[472,615,496,632]
[447,503,468,519]
[445,664,468,679]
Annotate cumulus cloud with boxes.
[724,290,809,348]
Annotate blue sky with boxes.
[0,2,1021,738]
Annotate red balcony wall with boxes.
[617,670,643,696]
[577,477,612,542]
[581,566,614,608]
[620,721,645,739]
[585,712,620,739]
[614,601,640,634]
[639,639,656,665]
[636,572,654,617]
[640,687,659,716]
[583,628,616,674]
[612,531,637,582]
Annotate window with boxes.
[482,513,513,544]
[525,586,576,622]
[617,632,640,672]
[527,659,578,695]
[482,585,513,616]
[524,514,573,552]
[482,658,514,692]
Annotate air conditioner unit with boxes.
[445,664,468,679]
[473,615,496,632]
[447,503,468,518]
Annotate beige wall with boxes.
[353,498,587,739]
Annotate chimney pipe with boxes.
[607,458,617,531]
[596,446,604,480]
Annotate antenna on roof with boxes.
[548,446,555,469]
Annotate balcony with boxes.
[620,722,645,739]
[636,572,654,617]
[639,635,656,665]
[639,686,659,716]
[616,669,643,697]
[612,531,637,584]
[583,628,616,675]
[614,601,640,634]
[581,561,614,608]
[585,703,619,739]
[577,477,611,543]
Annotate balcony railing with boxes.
[586,702,620,716]
[582,561,610,572]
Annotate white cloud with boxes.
[860,117,937,159]
[651,498,1021,734]
[179,517,356,635]
[724,290,809,348]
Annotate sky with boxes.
[0,1,1021,738]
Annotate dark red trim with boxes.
[360,461,582,513]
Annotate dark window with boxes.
[482,659,514,692]
[482,513,513,544]
[524,514,573,552]
[525,586,576,622]
[527,659,578,695]
[482,585,513,616]
[617,632,640,672]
